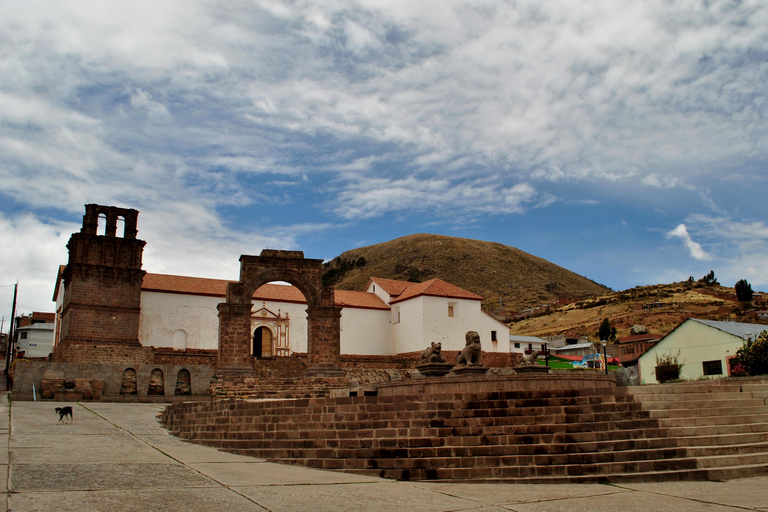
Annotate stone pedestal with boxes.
[514,365,550,374]
[452,365,489,376]
[416,362,454,377]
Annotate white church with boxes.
[53,270,512,359]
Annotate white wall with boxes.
[365,281,392,304]
[340,307,392,355]
[138,291,311,354]
[392,296,425,353]
[638,320,745,384]
[17,324,54,358]
[138,292,221,350]
[393,296,508,354]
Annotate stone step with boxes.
[666,422,768,437]
[627,391,768,403]
[646,405,768,419]
[684,441,768,459]
[635,397,767,410]
[656,412,768,427]
[675,432,768,447]
[627,381,768,393]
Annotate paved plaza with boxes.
[2,394,768,511]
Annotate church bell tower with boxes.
[55,204,147,362]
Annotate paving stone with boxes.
[10,434,170,464]
[621,477,768,511]
[414,482,633,504]
[187,461,381,486]
[508,492,741,511]
[9,487,269,511]
[235,481,476,512]
[10,463,217,491]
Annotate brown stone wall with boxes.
[152,348,217,366]
[217,303,253,369]
[12,360,215,401]
[52,341,151,365]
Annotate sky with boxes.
[1,0,767,324]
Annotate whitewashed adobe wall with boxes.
[393,295,508,354]
[638,320,744,384]
[138,292,220,350]
[340,307,392,355]
[137,292,310,354]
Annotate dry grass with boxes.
[510,282,764,340]
[325,233,610,313]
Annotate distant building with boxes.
[548,342,598,357]
[509,335,547,355]
[638,319,767,384]
[614,333,662,367]
[14,312,55,359]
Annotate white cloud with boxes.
[333,177,544,219]
[0,214,77,318]
[667,223,713,261]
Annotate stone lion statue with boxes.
[419,342,446,363]
[521,350,539,365]
[456,331,482,366]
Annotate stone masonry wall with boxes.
[11,361,214,401]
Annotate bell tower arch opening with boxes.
[217,249,343,378]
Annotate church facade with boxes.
[54,271,510,358]
[51,204,511,364]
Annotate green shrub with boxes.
[732,331,768,376]
[655,351,683,383]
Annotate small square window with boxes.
[20,332,28,339]
[514,343,520,349]
[702,360,723,376]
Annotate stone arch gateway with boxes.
[217,249,343,377]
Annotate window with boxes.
[20,332,27,339]
[448,302,457,317]
[702,360,723,376]
[514,343,520,349]
[491,331,497,342]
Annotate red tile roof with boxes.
[617,333,663,344]
[141,273,388,310]
[366,277,413,297]
[385,278,482,304]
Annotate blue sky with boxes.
[1,0,767,320]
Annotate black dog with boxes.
[55,406,73,423]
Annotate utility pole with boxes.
[5,282,17,375]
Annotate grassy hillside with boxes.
[510,281,768,341]
[323,233,610,314]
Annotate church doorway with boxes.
[253,326,273,359]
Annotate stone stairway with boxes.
[162,379,768,483]
[624,380,768,482]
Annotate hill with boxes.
[509,281,768,341]
[323,234,610,314]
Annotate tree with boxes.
[732,331,768,376]
[598,318,612,341]
[699,270,719,286]
[735,279,754,302]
